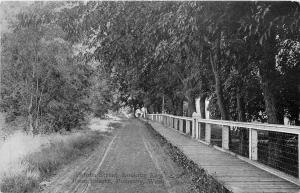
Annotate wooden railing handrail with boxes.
[147,113,300,134]
[147,113,300,181]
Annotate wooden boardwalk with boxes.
[148,120,300,193]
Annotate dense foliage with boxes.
[0,1,299,135]
[67,1,299,124]
[0,3,93,133]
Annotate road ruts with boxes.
[42,119,196,193]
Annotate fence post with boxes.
[166,116,168,126]
[299,134,300,179]
[222,126,229,150]
[173,118,177,130]
[173,118,175,129]
[192,113,196,138]
[192,119,195,138]
[205,123,211,143]
[249,128,258,160]
[194,119,196,138]
[179,119,183,132]
[199,122,202,140]
[195,121,199,139]
[186,120,190,134]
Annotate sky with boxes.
[0,1,32,33]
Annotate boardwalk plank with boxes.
[148,120,300,193]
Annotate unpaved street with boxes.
[41,119,196,193]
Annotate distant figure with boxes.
[141,107,147,118]
[135,109,143,117]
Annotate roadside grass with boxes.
[144,121,232,193]
[0,130,104,193]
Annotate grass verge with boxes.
[0,130,104,193]
[143,120,232,193]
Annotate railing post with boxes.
[193,119,197,139]
[193,119,196,138]
[198,122,202,140]
[192,113,196,138]
[205,123,211,143]
[195,121,199,139]
[222,126,229,150]
[298,134,300,179]
[249,128,258,160]
[186,120,190,134]
[173,118,175,129]
[179,119,183,132]
[166,116,168,126]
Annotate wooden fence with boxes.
[146,113,300,182]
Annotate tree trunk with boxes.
[259,31,284,168]
[236,87,246,122]
[133,106,136,118]
[162,95,165,113]
[236,87,247,155]
[261,78,279,124]
[209,33,229,120]
[259,29,281,124]
[200,95,206,119]
[215,74,228,120]
[261,69,284,167]
[175,99,183,116]
[28,95,34,134]
[187,96,196,117]
[210,52,229,120]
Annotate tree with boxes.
[1,2,93,133]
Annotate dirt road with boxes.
[41,119,196,193]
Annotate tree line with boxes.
[72,1,299,124]
[0,2,299,135]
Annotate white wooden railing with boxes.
[146,112,300,182]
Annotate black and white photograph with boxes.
[0,1,299,193]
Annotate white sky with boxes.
[0,1,32,33]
